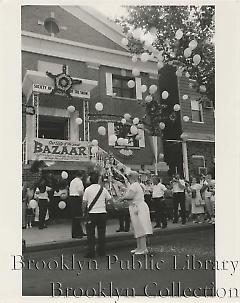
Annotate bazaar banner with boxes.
[31,138,89,161]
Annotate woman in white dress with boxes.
[190,177,205,223]
[120,171,153,254]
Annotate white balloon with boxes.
[182,94,189,100]
[98,126,106,136]
[175,29,183,40]
[67,105,75,113]
[109,134,117,143]
[121,118,127,124]
[140,52,149,62]
[173,104,181,111]
[133,117,139,125]
[159,122,165,130]
[75,117,83,125]
[180,133,188,141]
[95,102,103,111]
[185,72,190,78]
[117,137,124,145]
[124,113,131,120]
[162,91,169,99]
[183,115,190,122]
[132,68,140,76]
[199,85,207,93]
[141,85,148,93]
[122,138,129,146]
[132,28,142,40]
[189,40,198,50]
[145,95,153,103]
[132,55,138,63]
[29,199,38,209]
[58,201,66,209]
[92,139,98,146]
[149,84,158,94]
[130,125,138,135]
[61,171,68,179]
[127,80,135,88]
[121,37,128,46]
[184,48,192,58]
[193,54,201,65]
[91,146,98,154]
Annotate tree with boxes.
[115,5,215,104]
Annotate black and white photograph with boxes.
[0,1,240,301]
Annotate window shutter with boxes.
[106,72,113,96]
[135,77,142,100]
[108,122,115,146]
[138,129,145,147]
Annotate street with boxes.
[22,227,215,297]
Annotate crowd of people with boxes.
[22,167,215,257]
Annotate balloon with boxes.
[130,125,138,135]
[124,113,131,120]
[173,104,181,111]
[162,91,169,99]
[58,201,66,209]
[133,117,139,125]
[141,85,148,93]
[95,102,103,111]
[193,54,201,65]
[183,115,190,122]
[180,133,188,141]
[157,61,164,69]
[109,134,117,143]
[184,48,192,58]
[127,80,135,88]
[140,52,149,62]
[92,139,98,146]
[75,117,83,125]
[159,122,165,130]
[98,126,106,136]
[61,171,68,179]
[67,105,75,113]
[182,94,189,100]
[29,199,38,209]
[122,138,129,146]
[117,137,124,145]
[121,118,126,124]
[149,84,158,94]
[91,146,98,154]
[132,68,140,77]
[185,72,190,78]
[199,85,207,93]
[145,95,153,103]
[189,40,198,50]
[132,28,142,40]
[132,55,138,63]
[121,38,128,46]
[175,29,183,40]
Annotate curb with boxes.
[24,223,214,253]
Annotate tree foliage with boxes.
[116,5,215,103]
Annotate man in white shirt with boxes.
[69,171,85,238]
[202,173,215,223]
[83,171,112,258]
[171,174,186,224]
[152,176,167,228]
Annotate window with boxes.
[105,72,142,99]
[112,75,136,99]
[191,100,203,122]
[108,122,145,148]
[38,116,69,140]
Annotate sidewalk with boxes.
[23,218,214,252]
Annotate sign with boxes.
[32,84,90,99]
[32,138,89,161]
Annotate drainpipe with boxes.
[182,140,189,181]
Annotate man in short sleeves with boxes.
[172,174,186,224]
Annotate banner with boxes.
[31,138,89,161]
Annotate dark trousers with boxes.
[152,197,167,227]
[38,199,48,228]
[173,192,186,224]
[118,209,130,231]
[70,196,84,238]
[86,213,107,256]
